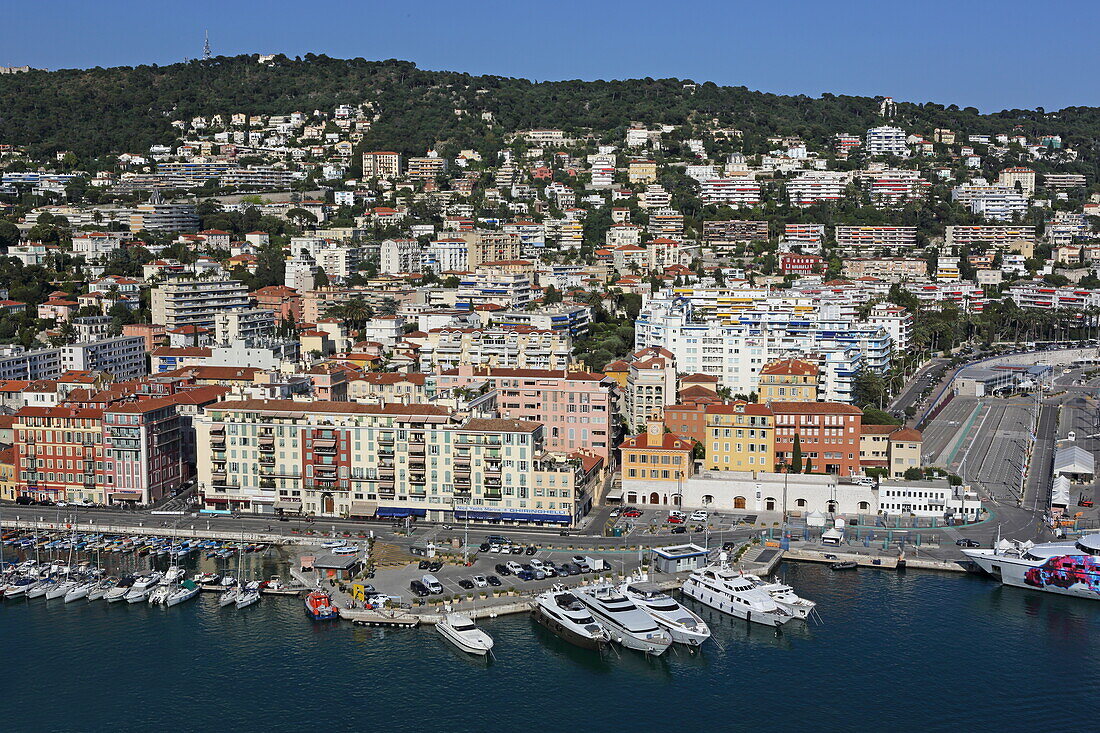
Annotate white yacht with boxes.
[235,588,261,609]
[164,566,186,584]
[682,564,794,627]
[218,586,240,607]
[63,580,97,603]
[45,580,78,600]
[166,581,201,607]
[436,613,495,655]
[964,534,1100,599]
[26,579,54,599]
[575,585,673,655]
[742,574,817,620]
[533,587,612,650]
[125,572,163,603]
[104,576,136,603]
[148,585,172,605]
[619,579,711,646]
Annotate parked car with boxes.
[516,570,535,581]
[529,559,546,571]
[495,563,512,576]
[409,580,430,597]
[671,526,687,534]
[505,561,524,574]
[622,510,642,518]
[485,535,509,545]
[955,538,981,548]
[511,546,525,555]
[667,515,684,524]
[457,578,475,590]
[524,545,538,555]
[418,559,431,570]
[689,510,708,522]
[428,561,443,572]
[479,542,491,553]
[421,574,444,594]
[486,575,502,587]
[472,575,488,588]
[609,509,621,518]
[522,564,546,580]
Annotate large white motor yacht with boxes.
[575,585,673,654]
[964,534,1100,599]
[619,578,711,646]
[682,564,794,627]
[436,613,494,655]
[742,574,817,620]
[533,587,611,650]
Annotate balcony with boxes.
[408,445,426,457]
[259,478,275,489]
[379,433,395,445]
[210,426,225,436]
[258,444,275,454]
[314,445,337,456]
[210,439,226,450]
[211,470,227,483]
[259,455,275,466]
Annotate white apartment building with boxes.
[864,126,910,157]
[834,226,918,249]
[787,171,849,207]
[361,151,402,179]
[784,224,825,248]
[425,238,469,273]
[150,279,252,331]
[380,238,423,275]
[284,253,318,292]
[945,225,1036,250]
[214,308,276,345]
[866,304,913,351]
[951,181,1029,221]
[700,177,761,207]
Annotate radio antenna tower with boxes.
[203,31,211,60]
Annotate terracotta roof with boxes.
[890,428,923,442]
[769,402,863,415]
[461,418,542,433]
[706,401,772,416]
[860,424,899,435]
[761,359,818,376]
[681,373,720,383]
[620,432,695,451]
[210,399,451,418]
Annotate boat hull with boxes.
[964,550,1100,600]
[437,625,492,655]
[532,606,606,650]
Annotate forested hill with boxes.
[2,53,1099,169]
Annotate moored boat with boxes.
[437,613,494,655]
[304,589,340,620]
[574,584,673,655]
[533,586,610,650]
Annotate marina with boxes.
[2,559,1097,731]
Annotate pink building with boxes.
[436,366,618,459]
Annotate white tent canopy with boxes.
[1051,475,1071,507]
[1054,444,1095,478]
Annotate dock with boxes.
[782,547,970,572]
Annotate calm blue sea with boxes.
[2,563,1097,733]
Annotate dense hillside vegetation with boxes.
[1,54,1099,176]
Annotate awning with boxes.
[604,488,624,501]
[376,507,427,518]
[349,501,377,516]
[499,510,571,523]
[274,498,302,511]
[455,510,500,521]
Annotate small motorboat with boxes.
[87,578,115,602]
[331,545,359,556]
[193,572,221,586]
[104,576,136,603]
[148,585,172,605]
[4,577,37,598]
[437,613,494,656]
[830,561,858,571]
[304,590,339,621]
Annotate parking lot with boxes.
[606,506,759,538]
[363,539,648,604]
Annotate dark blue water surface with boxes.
[2,563,1097,733]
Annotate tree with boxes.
[314,266,330,288]
[804,457,814,474]
[862,406,902,426]
[903,467,924,481]
[790,434,803,474]
[285,208,317,228]
[543,284,562,304]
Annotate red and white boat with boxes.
[304,589,340,621]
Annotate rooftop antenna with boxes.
[203,30,211,61]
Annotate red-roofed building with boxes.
[621,419,696,505]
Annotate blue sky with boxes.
[2,0,1098,112]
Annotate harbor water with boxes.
[2,562,1098,732]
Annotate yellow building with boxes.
[628,159,658,184]
[621,419,695,483]
[703,402,775,472]
[0,446,15,502]
[757,359,819,403]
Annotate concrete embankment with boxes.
[783,547,971,573]
[2,518,301,545]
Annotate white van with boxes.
[421,574,443,594]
